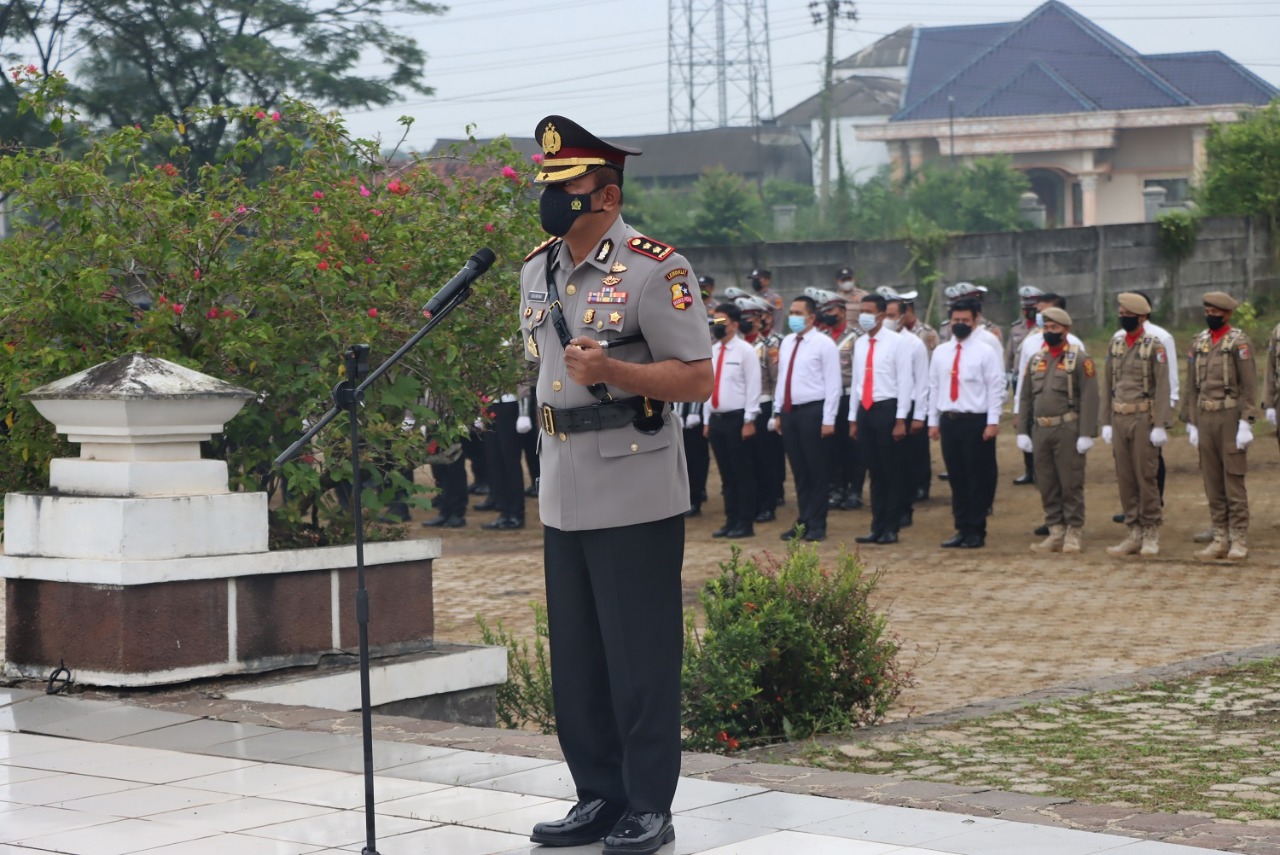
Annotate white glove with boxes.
[1076,436,1094,455]
[685,413,702,429]
[1149,427,1168,448]
[516,415,532,434]
[1188,425,1199,448]
[1101,425,1113,445]
[767,416,778,433]
[473,417,484,431]
[1016,434,1033,454]
[1236,419,1253,451]
[1268,408,1277,427]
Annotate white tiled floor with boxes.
[0,691,1221,854]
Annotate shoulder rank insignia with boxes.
[524,237,558,262]
[670,281,693,311]
[595,239,613,263]
[628,235,675,261]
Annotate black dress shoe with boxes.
[941,533,965,548]
[877,531,899,544]
[469,482,489,495]
[473,499,499,511]
[481,517,524,531]
[531,798,626,847]
[1034,524,1049,536]
[525,483,539,498]
[840,494,864,510]
[1112,513,1126,524]
[712,523,733,538]
[914,488,929,502]
[726,525,755,539]
[421,515,452,527]
[602,810,675,855]
[755,508,776,522]
[423,515,465,528]
[683,506,701,518]
[827,490,846,508]
[938,472,950,481]
[960,535,985,548]
[854,532,882,544]
[804,530,826,542]
[780,527,801,541]
[1013,472,1035,485]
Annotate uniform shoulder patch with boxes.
[627,235,675,261]
[1083,357,1096,378]
[670,281,693,311]
[523,237,558,262]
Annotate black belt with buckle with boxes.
[541,397,656,435]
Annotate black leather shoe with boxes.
[712,523,733,538]
[1112,513,1126,524]
[482,517,524,531]
[938,472,950,481]
[469,482,489,495]
[899,511,913,528]
[804,530,826,542]
[1034,524,1050,536]
[726,525,755,539]
[876,531,899,544]
[840,493,864,510]
[854,532,881,544]
[473,498,499,511]
[531,798,626,847]
[602,810,675,855]
[683,506,701,518]
[914,488,929,502]
[1013,472,1035,485]
[941,533,965,548]
[827,490,846,508]
[755,508,776,523]
[421,515,452,527]
[960,535,985,548]
[780,527,801,541]
[525,483,539,498]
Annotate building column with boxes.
[906,139,925,177]
[1079,174,1099,227]
[1191,126,1209,185]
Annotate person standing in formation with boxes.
[748,268,786,336]
[703,302,761,539]
[849,293,916,546]
[1183,291,1258,562]
[1007,285,1045,485]
[1099,293,1172,558]
[1265,317,1280,449]
[883,291,933,511]
[1017,307,1098,555]
[808,286,865,511]
[521,115,712,854]
[939,282,1003,349]
[734,293,785,523]
[773,295,842,542]
[929,298,1005,548]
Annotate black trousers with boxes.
[522,390,540,489]
[483,401,525,521]
[708,410,756,526]
[939,414,997,538]
[430,456,467,520]
[543,515,684,814]
[752,401,784,512]
[462,430,488,487]
[781,401,829,537]
[857,399,907,536]
[905,405,932,501]
[682,423,710,509]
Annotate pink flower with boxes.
[192,269,201,280]
[236,205,247,214]
[531,153,543,164]
[312,206,321,214]
[206,308,218,320]
[364,256,374,264]
[316,261,329,271]
[359,185,371,197]
[371,209,383,216]
[313,191,324,199]
[367,308,378,318]
[157,295,168,304]
[255,110,266,119]
[172,303,185,315]
[386,179,409,196]
[271,111,281,121]
[501,166,518,179]
[25,64,36,74]
[210,211,223,219]
[484,223,495,233]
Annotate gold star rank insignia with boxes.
[608,311,623,326]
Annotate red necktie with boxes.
[712,342,726,409]
[782,334,803,413]
[861,336,876,411]
[950,342,962,402]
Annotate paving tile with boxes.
[200,730,361,762]
[698,829,906,854]
[926,822,1150,854]
[378,785,555,823]
[671,776,770,812]
[381,750,559,787]
[282,739,460,773]
[470,761,578,799]
[683,790,876,829]
[335,823,530,854]
[0,764,62,786]
[58,783,242,817]
[797,803,1007,846]
[270,773,449,810]
[0,731,76,759]
[242,810,436,848]
[22,741,257,784]
[0,772,145,806]
[21,705,198,742]
[1108,842,1235,854]
[19,816,214,854]
[0,688,41,709]
[0,695,117,733]
[457,796,576,835]
[112,718,280,752]
[134,832,326,854]
[0,804,120,843]
[147,795,338,833]
[177,763,356,797]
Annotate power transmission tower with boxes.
[810,0,858,219]
[668,0,775,132]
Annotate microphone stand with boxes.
[275,279,478,855]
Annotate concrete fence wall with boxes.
[684,216,1276,333]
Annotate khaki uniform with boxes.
[906,320,938,355]
[1099,331,1172,527]
[1264,322,1280,448]
[1182,327,1258,535]
[1006,320,1037,376]
[520,216,712,531]
[1018,344,1099,528]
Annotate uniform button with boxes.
[559,432,567,442]
[566,284,577,296]
[552,380,562,392]
[630,442,639,452]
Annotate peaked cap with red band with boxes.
[534,115,642,184]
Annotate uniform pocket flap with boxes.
[598,420,674,458]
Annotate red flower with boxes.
[386,178,410,196]
[192,269,201,280]
[316,261,329,271]
[716,731,728,743]
[157,295,167,303]
[368,308,378,318]
[501,166,519,180]
[484,223,495,233]
[727,737,740,750]
[206,308,218,320]
[220,309,238,320]
[171,303,185,315]
[313,190,325,200]
[255,110,266,119]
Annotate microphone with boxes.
[421,248,497,318]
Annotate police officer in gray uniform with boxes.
[522,116,713,855]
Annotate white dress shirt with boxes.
[928,337,1007,426]
[774,326,842,426]
[703,334,762,421]
[900,326,930,420]
[1143,320,1180,407]
[1013,329,1087,415]
[973,325,1004,360]
[848,326,915,422]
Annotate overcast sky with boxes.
[340,0,1280,153]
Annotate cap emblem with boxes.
[542,123,562,156]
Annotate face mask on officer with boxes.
[1043,330,1065,347]
[818,310,840,327]
[750,277,764,293]
[857,312,878,332]
[539,183,602,237]
[952,321,973,340]
[1120,315,1141,333]
[1035,311,1045,327]
[787,315,806,333]
[1205,313,1227,331]
[712,324,728,340]
[1023,305,1038,321]
[882,317,899,333]
[837,278,855,293]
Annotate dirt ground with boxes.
[425,427,1280,721]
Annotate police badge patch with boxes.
[670,281,693,310]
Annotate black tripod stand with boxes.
[274,249,495,854]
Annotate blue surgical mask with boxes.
[858,312,877,332]
[787,316,806,333]
[1035,312,1044,327]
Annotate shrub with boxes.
[477,603,556,734]
[682,543,910,753]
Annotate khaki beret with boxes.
[1202,291,1239,311]
[1041,307,1072,327]
[1117,292,1151,315]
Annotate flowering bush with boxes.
[682,544,911,753]
[0,70,542,544]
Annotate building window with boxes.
[1144,178,1189,203]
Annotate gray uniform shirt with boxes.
[519,216,712,531]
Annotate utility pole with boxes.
[669,0,776,132]
[810,0,857,221]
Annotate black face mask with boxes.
[818,312,840,327]
[539,186,599,237]
[952,322,973,340]
[712,324,728,340]
[750,278,763,292]
[1205,314,1226,331]
[1120,315,1141,333]
[739,318,753,334]
[1043,331,1064,347]
[1023,306,1038,321]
